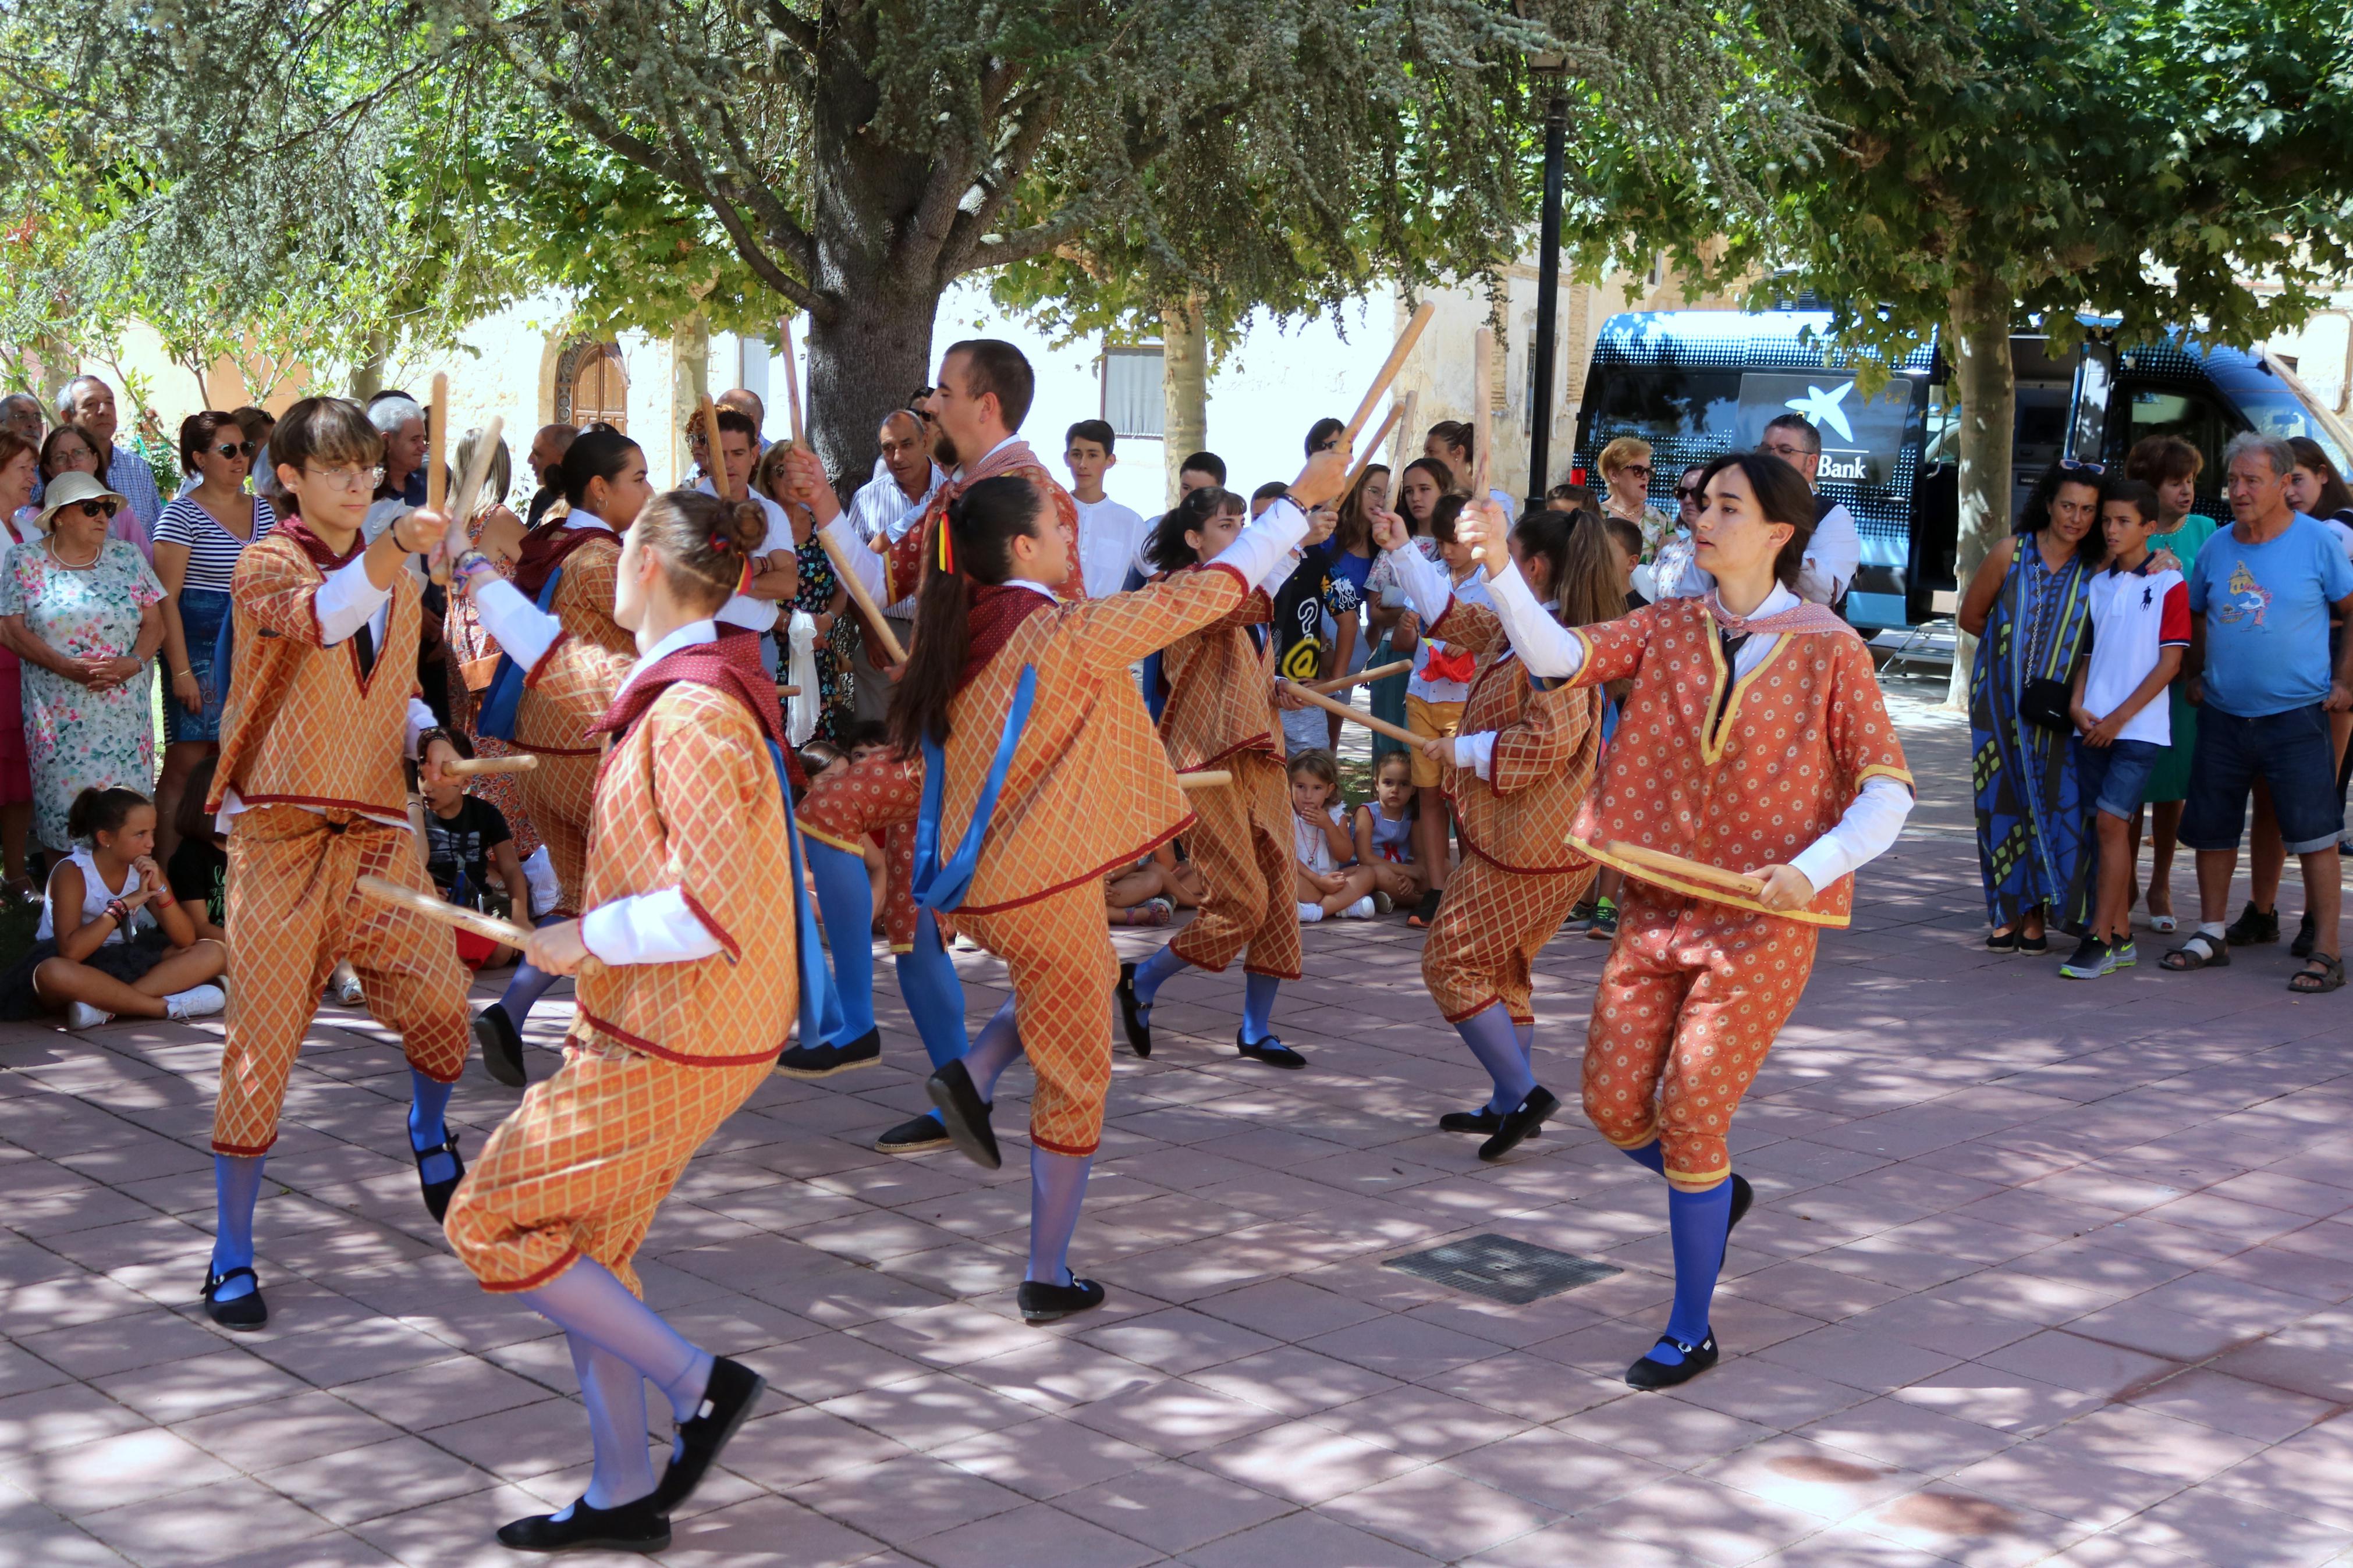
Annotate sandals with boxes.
[2290,955,2345,994]
[2161,932,2228,971]
[2148,912,2178,934]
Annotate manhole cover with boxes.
[1383,1233,1622,1304]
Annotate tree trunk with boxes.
[801,275,939,493]
[1945,272,2014,710]
[670,311,709,486]
[1160,296,1208,509]
[349,333,388,401]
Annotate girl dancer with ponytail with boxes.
[1116,485,1333,1070]
[1456,456,1913,1389]
[1371,503,1612,1160]
[441,489,813,1552]
[471,427,651,1085]
[906,449,1348,1324]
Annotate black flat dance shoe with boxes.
[1018,1275,1106,1324]
[1478,1086,1559,1162]
[1626,1331,1719,1390]
[201,1265,267,1331]
[1236,1030,1307,1070]
[1438,1106,1541,1137]
[925,1059,1002,1170]
[413,1132,465,1224]
[650,1356,765,1513]
[1115,962,1152,1058]
[497,1495,672,1553]
[874,1113,952,1154]
[772,1027,881,1079]
[474,1004,528,1088]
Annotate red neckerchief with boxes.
[514,519,615,600]
[276,515,365,571]
[958,582,1055,690]
[590,629,802,787]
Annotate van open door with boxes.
[2068,341,2117,465]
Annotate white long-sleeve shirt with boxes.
[1478,559,1911,895]
[468,578,729,967]
[215,551,438,832]
[847,458,944,616]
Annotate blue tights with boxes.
[1027,1146,1093,1288]
[1457,1006,1536,1113]
[209,1155,265,1302]
[497,905,568,1026]
[408,1067,457,1185]
[805,840,877,1043]
[1128,944,1188,1023]
[896,911,969,1072]
[1619,1139,1728,1367]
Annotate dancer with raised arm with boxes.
[885,445,1349,1325]
[1371,503,1612,1158]
[441,489,802,1552]
[200,397,474,1331]
[1456,454,1913,1388]
[1116,484,1335,1071]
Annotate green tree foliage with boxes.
[12,0,1858,478]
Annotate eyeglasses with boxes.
[1675,485,1704,500]
[1762,441,1818,461]
[212,440,255,460]
[67,497,120,520]
[304,463,385,491]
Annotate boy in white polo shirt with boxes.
[2064,478,2190,978]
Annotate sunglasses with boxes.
[1617,465,1653,480]
[67,498,120,520]
[2059,458,2104,475]
[1675,485,1704,500]
[212,440,256,460]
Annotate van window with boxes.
[2123,387,2236,486]
[2233,391,2352,474]
[1585,371,1744,442]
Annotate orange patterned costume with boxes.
[446,627,796,1294]
[797,753,950,952]
[512,529,631,916]
[206,534,473,1155]
[1157,575,1297,980]
[924,568,1260,1156]
[1560,596,1912,1190]
[1415,595,1602,1023]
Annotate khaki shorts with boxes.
[1406,695,1465,788]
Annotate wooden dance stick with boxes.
[1344,404,1404,490]
[778,317,807,446]
[425,374,448,516]
[1340,301,1436,449]
[439,754,537,777]
[818,530,908,664]
[1176,770,1232,790]
[435,414,506,585]
[1471,326,1493,499]
[1303,659,1412,694]
[697,394,736,502]
[1606,841,1767,901]
[1390,389,1419,468]
[356,874,535,951]
[1277,678,1422,748]
[776,684,800,698]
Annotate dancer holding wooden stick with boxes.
[1367,502,1613,1157]
[1116,485,1336,1071]
[199,397,476,1331]
[440,488,817,1552]
[469,427,650,1085]
[903,442,1351,1325]
[1458,453,1914,1389]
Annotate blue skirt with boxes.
[167,587,232,744]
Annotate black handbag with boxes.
[2018,676,2075,732]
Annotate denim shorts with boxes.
[2075,737,2165,820]
[2181,703,2345,854]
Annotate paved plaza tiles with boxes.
[3,682,2352,1566]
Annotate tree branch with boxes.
[749,0,821,58]
[669,130,825,316]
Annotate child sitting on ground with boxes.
[166,756,229,944]
[420,742,530,969]
[0,786,228,1028]
[1289,749,1376,922]
[1353,748,1423,914]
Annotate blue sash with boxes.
[477,570,564,742]
[910,664,1037,914]
[765,739,846,1051]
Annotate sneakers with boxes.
[1297,902,1325,924]
[1337,895,1375,919]
[1372,891,1394,916]
[165,985,226,1021]
[2110,938,2137,970]
[1588,897,1620,940]
[65,1001,112,1030]
[2059,936,2113,979]
[1561,900,1596,935]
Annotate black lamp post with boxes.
[1526,63,1568,507]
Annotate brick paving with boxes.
[4,675,2352,1566]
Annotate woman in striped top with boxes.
[153,411,275,858]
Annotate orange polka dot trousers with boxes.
[1582,881,1818,1192]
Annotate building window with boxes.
[555,340,629,431]
[1103,346,1165,438]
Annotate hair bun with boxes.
[721,499,766,558]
